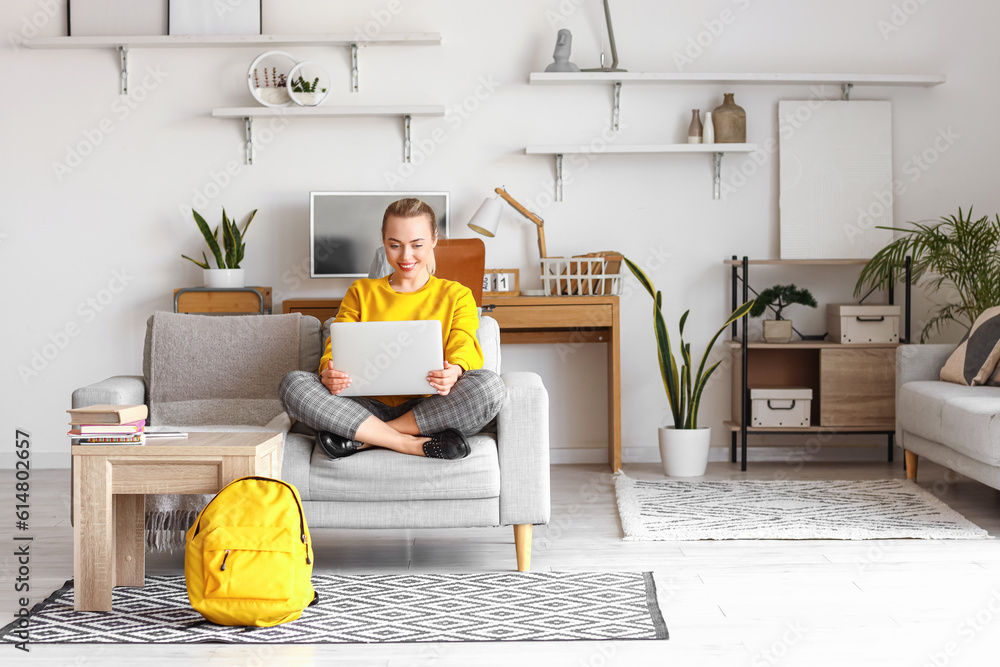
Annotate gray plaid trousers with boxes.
[278,369,505,439]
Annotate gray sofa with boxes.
[72,310,551,571]
[896,344,1000,491]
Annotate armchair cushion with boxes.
[898,380,1000,467]
[307,434,501,502]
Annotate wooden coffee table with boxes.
[72,431,282,611]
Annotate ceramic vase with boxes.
[657,426,712,477]
[703,111,715,144]
[687,109,703,144]
[712,93,746,143]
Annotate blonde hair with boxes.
[381,198,439,275]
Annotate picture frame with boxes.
[169,0,262,36]
[483,269,519,297]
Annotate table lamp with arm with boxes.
[467,187,547,260]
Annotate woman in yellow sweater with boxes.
[279,198,505,460]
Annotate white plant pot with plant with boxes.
[750,284,817,344]
[182,208,258,289]
[287,62,330,107]
[626,258,755,477]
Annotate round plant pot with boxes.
[763,319,793,343]
[657,426,711,477]
[203,269,245,288]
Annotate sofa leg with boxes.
[905,450,918,480]
[514,524,532,572]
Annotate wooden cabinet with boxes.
[174,287,271,314]
[282,298,341,324]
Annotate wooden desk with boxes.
[283,295,623,471]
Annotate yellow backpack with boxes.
[185,476,316,627]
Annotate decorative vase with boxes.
[712,93,746,143]
[203,269,245,288]
[763,319,793,343]
[657,426,711,477]
[687,109,703,144]
[703,111,715,144]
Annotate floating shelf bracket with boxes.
[612,81,622,131]
[244,117,254,165]
[842,82,854,100]
[403,114,412,163]
[555,154,564,201]
[351,43,359,92]
[713,152,723,200]
[118,45,128,95]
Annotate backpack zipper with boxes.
[194,477,311,566]
[220,549,231,571]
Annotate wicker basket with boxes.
[540,253,624,296]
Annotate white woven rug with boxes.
[614,475,991,541]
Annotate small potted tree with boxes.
[626,258,754,476]
[749,284,817,343]
[182,208,257,288]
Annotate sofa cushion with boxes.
[899,380,1000,467]
[307,434,501,502]
[939,306,1000,386]
[145,311,302,426]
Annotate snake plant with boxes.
[626,257,754,430]
[182,208,257,270]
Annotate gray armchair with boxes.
[72,310,551,571]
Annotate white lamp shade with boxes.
[467,198,502,237]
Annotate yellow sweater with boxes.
[318,275,484,406]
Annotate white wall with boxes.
[2,0,993,468]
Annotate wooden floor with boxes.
[3,458,1000,666]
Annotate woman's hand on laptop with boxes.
[427,361,463,396]
[321,361,352,395]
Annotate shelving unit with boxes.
[727,256,912,471]
[25,33,442,94]
[212,106,445,165]
[526,143,757,201]
[527,71,945,200]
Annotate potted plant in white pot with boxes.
[182,208,257,288]
[749,284,817,343]
[626,258,754,476]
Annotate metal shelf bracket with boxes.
[612,81,622,131]
[118,45,129,95]
[244,117,254,165]
[403,114,412,162]
[555,154,564,202]
[842,82,854,100]
[713,152,723,200]
[351,43,359,92]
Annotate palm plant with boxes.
[182,208,257,270]
[854,207,1000,342]
[626,257,754,429]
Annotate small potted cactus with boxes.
[253,67,290,106]
[288,73,328,106]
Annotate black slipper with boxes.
[316,431,367,459]
[422,429,471,460]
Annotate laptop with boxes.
[329,320,444,396]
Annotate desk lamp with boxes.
[467,187,547,259]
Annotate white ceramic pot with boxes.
[657,426,711,477]
[203,268,245,288]
[763,319,793,343]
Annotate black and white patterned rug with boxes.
[615,475,991,541]
[1,572,667,644]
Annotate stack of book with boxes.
[67,404,148,445]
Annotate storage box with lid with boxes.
[750,388,812,428]
[827,304,900,344]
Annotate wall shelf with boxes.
[529,72,946,86]
[212,105,445,165]
[25,33,442,94]
[525,143,758,201]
